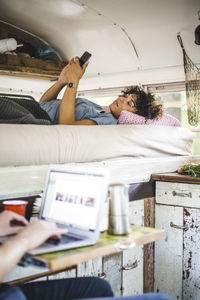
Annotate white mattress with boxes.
[0,124,194,167]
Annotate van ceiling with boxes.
[0,0,199,90]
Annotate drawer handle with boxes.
[170,221,188,230]
[121,260,138,270]
[98,272,106,279]
[172,191,192,198]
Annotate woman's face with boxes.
[109,94,137,119]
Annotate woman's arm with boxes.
[40,81,66,102]
[58,57,96,125]
[40,64,70,102]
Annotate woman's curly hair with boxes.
[121,86,163,120]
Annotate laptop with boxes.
[27,164,110,255]
[0,165,110,255]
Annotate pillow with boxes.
[118,111,181,126]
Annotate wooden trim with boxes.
[0,54,66,80]
[151,173,200,184]
[143,198,155,293]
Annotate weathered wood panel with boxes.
[123,199,153,295]
[156,182,200,208]
[77,257,102,277]
[122,246,143,296]
[144,198,155,293]
[183,208,200,300]
[103,253,122,296]
[48,268,76,280]
[129,200,144,226]
[129,198,155,293]
[155,204,183,299]
[123,200,144,295]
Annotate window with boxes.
[155,91,200,155]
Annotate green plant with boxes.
[180,163,200,177]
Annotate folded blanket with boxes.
[0,97,52,125]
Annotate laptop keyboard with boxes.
[46,235,82,245]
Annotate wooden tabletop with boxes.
[8,225,165,285]
[151,172,200,184]
[39,225,165,272]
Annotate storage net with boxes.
[177,34,200,126]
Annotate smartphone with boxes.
[79,51,92,67]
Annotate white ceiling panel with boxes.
[0,0,199,88]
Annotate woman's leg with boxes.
[19,277,113,300]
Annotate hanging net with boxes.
[177,34,200,126]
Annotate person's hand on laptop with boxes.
[0,210,28,236]
[15,220,67,251]
[0,216,66,281]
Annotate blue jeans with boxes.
[96,293,174,300]
[0,284,27,300]
[94,295,174,300]
[0,277,113,300]
[0,279,174,300]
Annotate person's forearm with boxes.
[40,81,66,102]
[57,58,94,125]
[0,235,28,282]
[58,83,78,124]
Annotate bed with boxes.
[0,124,194,166]
[0,123,198,200]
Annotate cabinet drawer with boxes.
[156,181,200,207]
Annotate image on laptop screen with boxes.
[41,170,105,232]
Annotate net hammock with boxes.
[177,34,200,126]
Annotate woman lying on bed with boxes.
[39,56,180,126]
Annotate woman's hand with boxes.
[0,210,28,236]
[58,57,88,85]
[66,56,89,84]
[16,220,67,251]
[58,64,69,85]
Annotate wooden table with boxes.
[40,225,165,271]
[9,225,165,284]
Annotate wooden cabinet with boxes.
[153,174,200,300]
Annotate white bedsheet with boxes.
[0,124,194,167]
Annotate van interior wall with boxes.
[0,0,199,90]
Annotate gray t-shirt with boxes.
[39,97,117,125]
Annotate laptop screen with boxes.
[41,170,104,231]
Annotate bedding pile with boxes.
[0,97,52,125]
